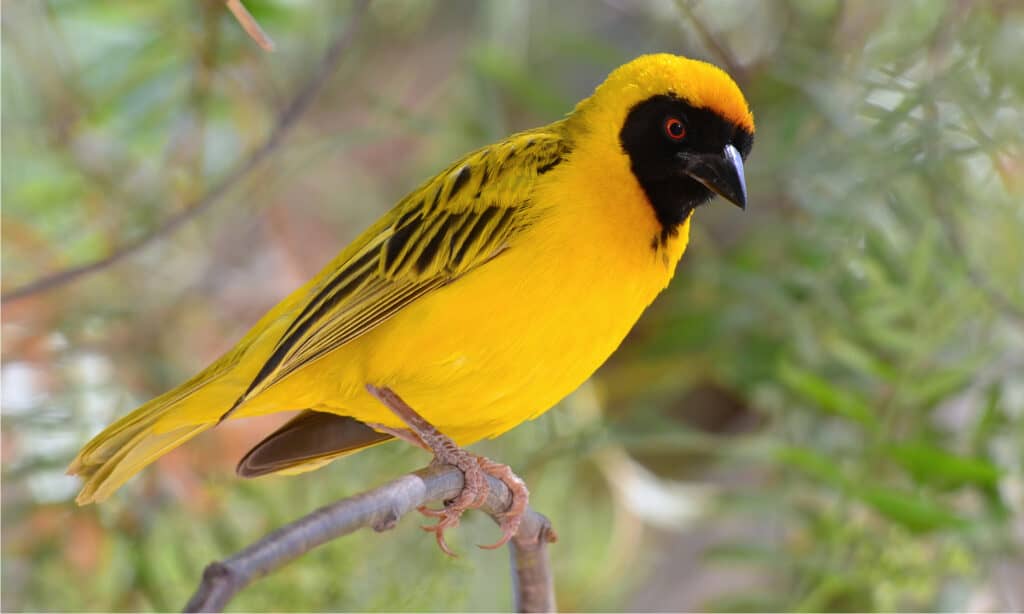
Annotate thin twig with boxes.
[183,464,558,613]
[1,0,370,306]
[674,0,743,79]
[226,0,275,52]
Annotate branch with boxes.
[674,0,744,80]
[183,464,558,613]
[226,0,276,52]
[1,0,370,306]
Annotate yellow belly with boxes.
[235,198,690,445]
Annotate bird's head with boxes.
[569,54,754,238]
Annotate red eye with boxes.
[664,117,686,140]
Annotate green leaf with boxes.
[778,361,878,428]
[825,333,899,382]
[776,446,848,488]
[855,486,966,533]
[902,367,974,409]
[886,441,1003,488]
[705,544,783,565]
[470,48,572,117]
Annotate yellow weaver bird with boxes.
[70,54,753,552]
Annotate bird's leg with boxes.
[365,384,529,556]
[364,421,430,451]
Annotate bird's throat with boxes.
[640,178,708,251]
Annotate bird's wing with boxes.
[227,127,568,412]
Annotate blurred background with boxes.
[3,0,1023,611]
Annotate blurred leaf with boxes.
[885,441,1003,489]
[776,446,847,488]
[854,486,967,533]
[469,48,572,117]
[777,361,878,428]
[704,543,782,565]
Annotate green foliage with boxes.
[3,1,1022,612]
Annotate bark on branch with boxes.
[226,0,276,51]
[183,464,558,612]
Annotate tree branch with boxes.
[226,0,276,52]
[183,464,558,613]
[674,0,744,80]
[1,0,370,306]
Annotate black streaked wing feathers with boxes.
[230,129,569,408]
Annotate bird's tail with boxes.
[67,368,231,505]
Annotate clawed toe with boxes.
[414,459,529,555]
[416,504,447,518]
[477,512,521,550]
[420,510,462,557]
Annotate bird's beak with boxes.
[678,144,748,210]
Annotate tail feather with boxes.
[68,284,313,504]
[68,377,223,504]
[72,422,210,504]
[69,399,169,476]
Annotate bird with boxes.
[69,53,754,554]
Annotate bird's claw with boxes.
[416,504,447,518]
[418,508,463,557]
[414,465,486,557]
[476,512,521,550]
[414,455,529,555]
[474,457,529,550]
[364,386,530,556]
